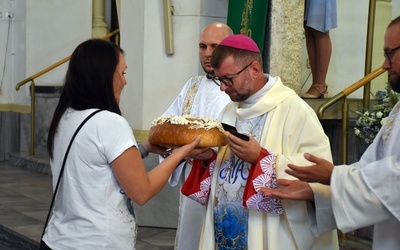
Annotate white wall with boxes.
[0,0,92,106]
[25,1,92,86]
[301,0,399,99]
[1,0,400,129]
[0,0,229,130]
[119,0,229,129]
[0,0,25,104]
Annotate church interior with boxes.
[1,0,399,249]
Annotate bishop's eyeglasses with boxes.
[212,62,253,87]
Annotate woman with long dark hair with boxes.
[42,39,200,249]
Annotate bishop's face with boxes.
[214,56,253,102]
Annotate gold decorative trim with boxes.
[0,104,31,113]
[182,76,202,115]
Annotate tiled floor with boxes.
[0,160,372,250]
[0,161,175,250]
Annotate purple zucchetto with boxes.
[218,34,260,53]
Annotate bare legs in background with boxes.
[302,24,331,99]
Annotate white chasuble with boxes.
[199,76,338,250]
[326,101,400,250]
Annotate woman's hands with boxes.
[172,136,203,158]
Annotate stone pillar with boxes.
[92,0,109,38]
[269,0,305,94]
[34,87,62,157]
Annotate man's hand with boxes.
[227,133,261,164]
[185,147,214,161]
[260,179,314,201]
[141,141,170,156]
[287,153,334,185]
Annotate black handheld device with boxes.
[221,123,250,141]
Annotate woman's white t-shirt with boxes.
[43,108,137,249]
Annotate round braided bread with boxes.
[148,116,227,148]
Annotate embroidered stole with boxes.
[382,101,400,151]
[182,76,202,115]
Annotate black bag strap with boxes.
[40,109,103,239]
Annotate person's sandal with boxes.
[301,84,328,99]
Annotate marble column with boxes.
[269,0,305,94]
[92,0,109,38]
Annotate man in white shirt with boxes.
[261,16,400,250]
[161,22,233,250]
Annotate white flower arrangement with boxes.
[354,84,400,145]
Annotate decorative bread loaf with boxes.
[148,116,227,147]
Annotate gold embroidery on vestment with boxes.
[382,102,400,150]
[182,76,202,115]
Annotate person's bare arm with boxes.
[111,136,201,205]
